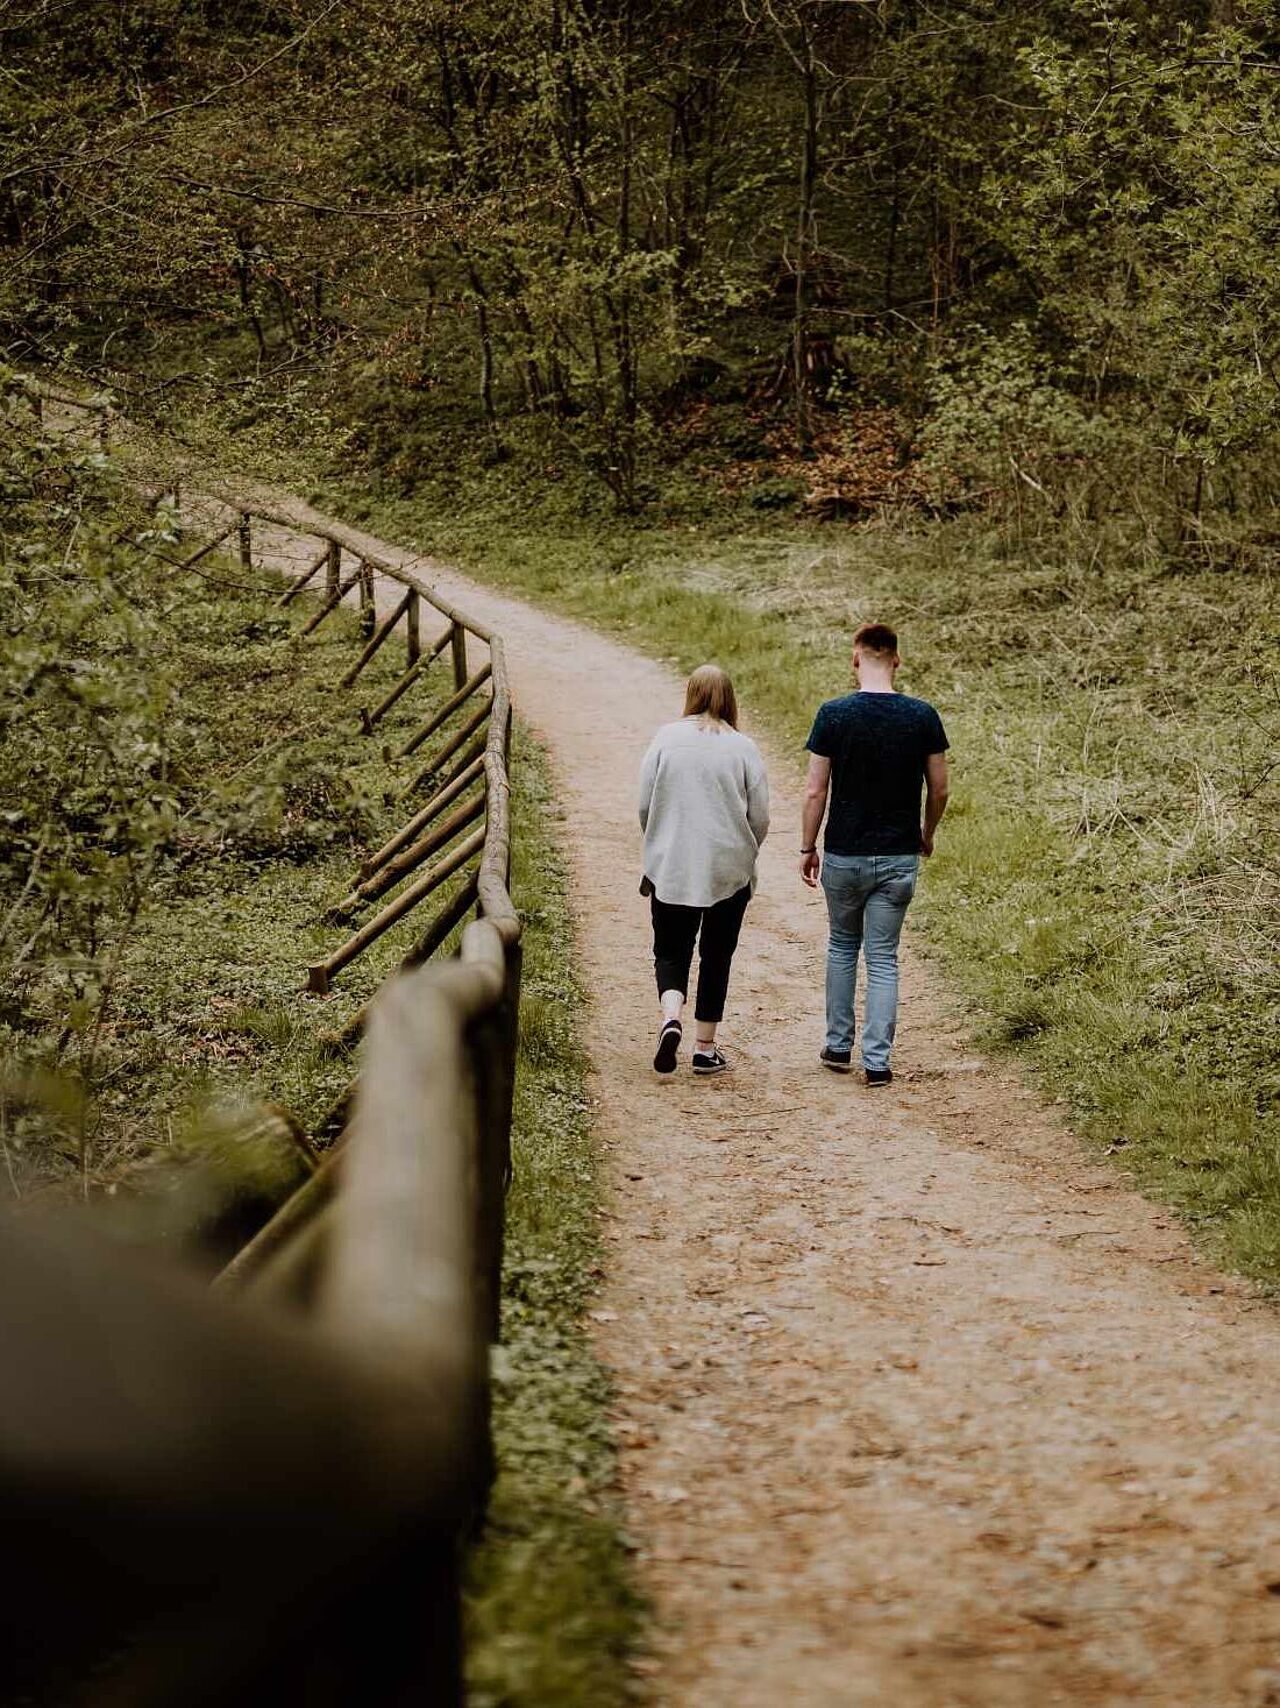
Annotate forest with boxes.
[5,2,1280,1703]
[7,0,1280,1236]
[6,0,1280,516]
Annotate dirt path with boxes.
[217,492,1280,1705]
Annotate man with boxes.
[800,622,949,1086]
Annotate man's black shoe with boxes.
[865,1067,893,1087]
[820,1047,853,1074]
[653,1019,682,1075]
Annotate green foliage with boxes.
[0,388,464,1197]
[11,0,1280,526]
[2,385,183,1177]
[1004,7,1280,468]
[919,323,1123,516]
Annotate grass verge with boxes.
[466,726,643,1706]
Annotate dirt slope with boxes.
[235,492,1280,1707]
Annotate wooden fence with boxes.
[2,383,523,1706]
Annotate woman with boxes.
[638,664,769,1076]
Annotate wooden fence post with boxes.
[339,588,413,690]
[450,623,467,692]
[361,626,453,733]
[470,943,521,1348]
[359,560,376,640]
[406,590,421,665]
[238,514,252,569]
[306,828,486,992]
[326,540,341,598]
[465,939,522,1510]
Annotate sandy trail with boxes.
[220,493,1280,1706]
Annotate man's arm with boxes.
[800,754,830,887]
[921,752,949,856]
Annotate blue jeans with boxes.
[820,854,919,1070]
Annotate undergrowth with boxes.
[466,727,643,1706]
[1,401,476,1209]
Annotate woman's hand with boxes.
[800,849,821,887]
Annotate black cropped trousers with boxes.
[650,884,752,1023]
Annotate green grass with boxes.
[465,727,643,1706]
[331,450,1280,1290]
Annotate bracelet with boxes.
[800,846,817,854]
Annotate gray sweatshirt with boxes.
[638,717,770,907]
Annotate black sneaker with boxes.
[692,1046,728,1076]
[653,1019,682,1075]
[865,1067,893,1087]
[819,1047,853,1074]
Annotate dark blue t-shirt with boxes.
[805,691,949,856]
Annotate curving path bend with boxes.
[242,492,1280,1708]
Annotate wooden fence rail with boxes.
[4,379,525,1706]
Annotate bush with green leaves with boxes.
[2,387,181,1159]
[918,324,1127,520]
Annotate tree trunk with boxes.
[792,29,819,447]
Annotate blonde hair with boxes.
[683,663,739,728]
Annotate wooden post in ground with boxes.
[359,754,485,881]
[400,700,492,799]
[450,623,467,692]
[331,791,486,916]
[306,828,486,992]
[325,540,341,598]
[359,560,376,640]
[406,591,421,665]
[238,514,252,569]
[361,627,453,733]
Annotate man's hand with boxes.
[922,752,949,859]
[801,755,830,887]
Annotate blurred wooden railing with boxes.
[1,380,524,1706]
